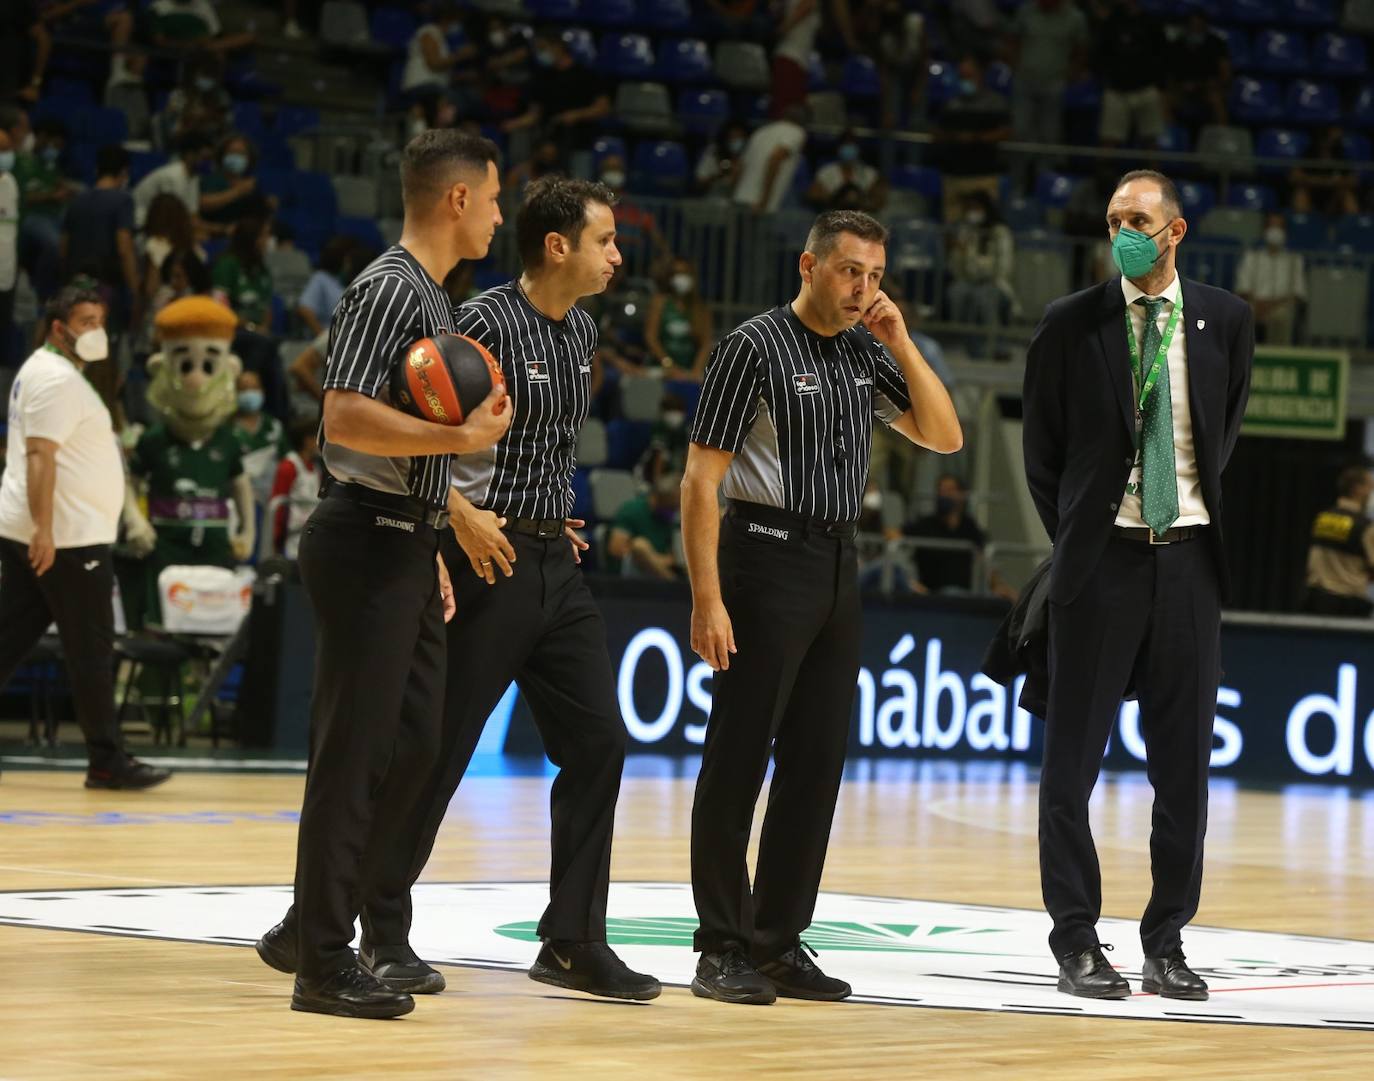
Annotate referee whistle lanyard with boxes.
[1124,290,1182,448]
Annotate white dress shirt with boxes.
[1115,272,1210,529]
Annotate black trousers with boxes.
[691,512,860,960]
[1040,534,1221,959]
[363,527,627,947]
[289,497,446,978]
[0,539,125,771]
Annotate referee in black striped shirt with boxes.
[365,176,660,1001]
[254,130,511,1020]
[684,210,962,1005]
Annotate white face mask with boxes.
[965,210,986,226]
[670,273,693,296]
[73,326,110,362]
[1263,226,1285,249]
[863,490,883,512]
[662,410,685,430]
[601,169,625,189]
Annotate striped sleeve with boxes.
[872,342,912,426]
[322,275,420,397]
[452,302,495,350]
[690,331,762,454]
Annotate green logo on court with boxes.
[495,917,1011,954]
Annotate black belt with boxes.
[1112,524,1204,546]
[322,479,448,530]
[726,500,857,540]
[503,516,564,539]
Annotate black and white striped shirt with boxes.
[691,305,911,522]
[450,281,597,521]
[320,245,455,506]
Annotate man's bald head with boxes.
[400,129,501,210]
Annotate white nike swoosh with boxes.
[83,561,100,571]
[550,948,573,971]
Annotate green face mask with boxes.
[1111,221,1173,279]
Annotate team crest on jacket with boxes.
[793,372,821,395]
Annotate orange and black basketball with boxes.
[391,333,505,425]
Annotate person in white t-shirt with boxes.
[0,285,169,790]
[731,107,809,215]
[807,132,888,213]
[1235,213,1306,346]
[133,131,212,228]
[771,0,820,118]
[0,127,17,368]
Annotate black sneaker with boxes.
[255,918,297,974]
[291,965,414,1019]
[528,940,661,1001]
[359,940,447,994]
[691,948,777,1005]
[757,941,851,1001]
[84,759,171,790]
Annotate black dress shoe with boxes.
[359,941,447,994]
[756,941,851,1001]
[84,759,171,790]
[1142,950,1209,1001]
[291,965,414,1019]
[691,948,776,1005]
[528,940,661,1001]
[1056,944,1131,1000]
[255,919,297,974]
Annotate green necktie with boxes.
[1135,296,1179,536]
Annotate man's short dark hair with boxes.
[1337,465,1373,498]
[400,128,500,206]
[804,210,889,261]
[516,175,617,271]
[96,144,129,179]
[1115,168,1183,220]
[45,283,104,332]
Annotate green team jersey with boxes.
[657,296,697,369]
[13,152,64,222]
[132,422,244,538]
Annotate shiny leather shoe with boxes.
[255,919,297,974]
[1056,944,1130,1000]
[291,965,414,1019]
[1142,950,1209,1001]
[359,940,447,994]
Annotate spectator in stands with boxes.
[946,190,1016,357]
[61,144,140,340]
[505,138,560,194]
[1064,163,1119,284]
[645,259,711,381]
[770,0,821,119]
[137,244,209,353]
[599,155,669,277]
[808,131,888,212]
[460,13,533,124]
[904,473,1015,599]
[948,0,1002,61]
[1302,465,1374,619]
[294,235,352,338]
[200,133,272,234]
[694,122,749,200]
[608,472,682,581]
[732,104,809,215]
[287,328,327,420]
[269,418,321,560]
[0,4,43,104]
[1008,0,1088,152]
[147,0,254,54]
[400,1,466,134]
[0,129,16,367]
[133,130,211,226]
[160,53,233,146]
[140,190,199,293]
[35,1,138,92]
[505,32,611,158]
[637,392,690,485]
[231,368,287,507]
[589,271,652,383]
[932,56,1011,221]
[1289,125,1362,218]
[1092,0,1167,148]
[1235,213,1306,347]
[869,0,929,129]
[1166,9,1230,131]
[14,116,72,301]
[213,215,273,330]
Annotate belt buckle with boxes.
[538,520,561,539]
[1148,529,1169,546]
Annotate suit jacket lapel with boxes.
[1096,279,1136,438]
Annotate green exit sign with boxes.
[1241,348,1348,441]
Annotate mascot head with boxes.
[148,297,242,444]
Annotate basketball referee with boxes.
[363,176,660,1001]
[683,211,962,1005]
[254,130,511,1020]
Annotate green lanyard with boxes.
[1124,292,1182,427]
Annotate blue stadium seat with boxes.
[66,106,127,144]
[677,88,729,135]
[633,140,688,195]
[1229,0,1277,23]
[656,38,712,83]
[745,93,771,123]
[985,60,1013,97]
[1313,33,1368,76]
[1062,77,1102,111]
[807,51,828,91]
[255,167,295,207]
[562,28,597,67]
[1177,179,1217,219]
[1251,30,1309,74]
[638,0,693,32]
[605,419,653,469]
[1156,124,1191,152]
[65,144,97,185]
[600,33,655,79]
[1288,0,1338,26]
[1178,237,1240,291]
[1285,79,1341,124]
[1034,171,1076,209]
[1336,215,1374,254]
[1003,196,1043,231]
[570,468,594,523]
[369,7,416,51]
[232,101,264,135]
[129,150,168,186]
[44,78,94,106]
[1216,27,1252,70]
[335,215,387,252]
[291,171,339,225]
[592,136,627,166]
[1230,77,1283,123]
[275,105,320,136]
[256,132,295,171]
[891,164,942,202]
[1343,132,1373,162]
[842,56,880,98]
[1255,126,1310,162]
[1284,211,1329,248]
[1352,85,1374,128]
[1227,182,1276,211]
[528,0,581,19]
[926,61,962,107]
[582,0,636,26]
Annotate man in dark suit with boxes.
[1022,169,1252,1002]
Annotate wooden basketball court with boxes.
[1,763,1371,1079]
